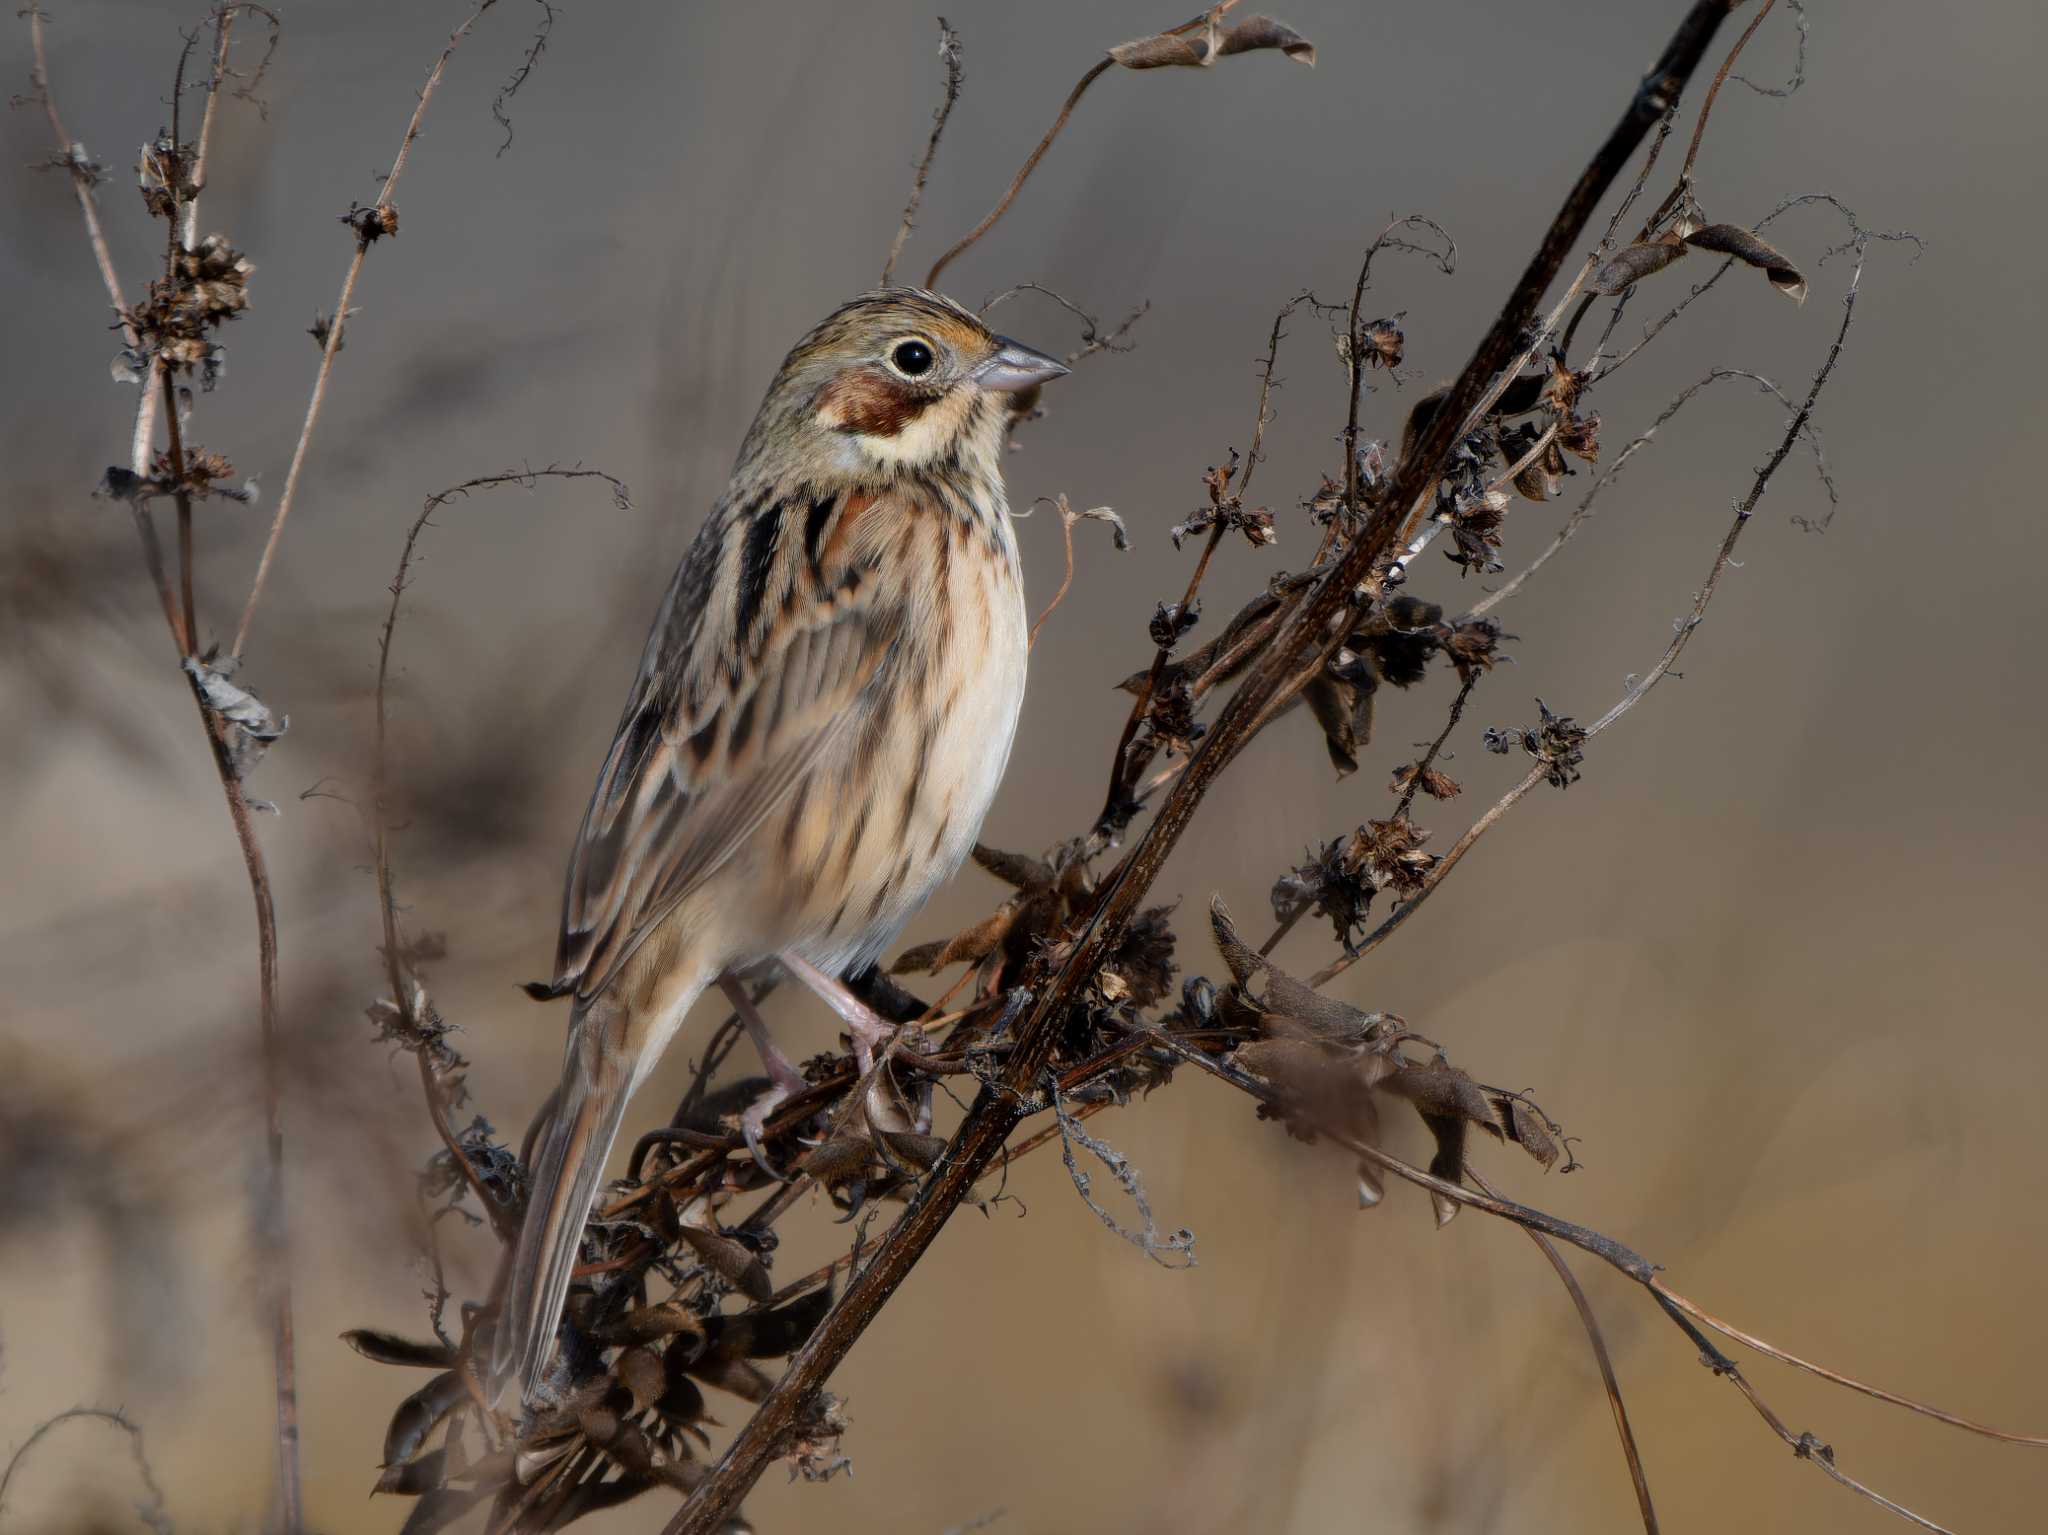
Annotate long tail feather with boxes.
[491,1019,631,1407]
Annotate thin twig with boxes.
[1334,235,1873,986]
[1467,367,1831,620]
[922,3,1241,289]
[1138,1023,1991,1535]
[0,1407,173,1534]
[231,0,504,658]
[882,17,962,285]
[371,467,628,1237]
[1469,1167,1658,1535]
[1679,0,1778,186]
[1653,1281,2048,1448]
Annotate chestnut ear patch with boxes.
[814,367,933,439]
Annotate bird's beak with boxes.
[973,337,1070,393]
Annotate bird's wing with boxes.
[550,486,895,1000]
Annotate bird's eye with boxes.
[890,338,935,377]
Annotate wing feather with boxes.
[550,491,893,999]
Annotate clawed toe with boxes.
[739,1083,793,1180]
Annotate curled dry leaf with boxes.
[675,1224,774,1304]
[343,1329,459,1370]
[1216,15,1317,64]
[1110,13,1316,71]
[382,1368,467,1468]
[1591,221,1807,304]
[1210,898,1385,1045]
[1589,234,1691,294]
[594,1297,710,1349]
[1683,222,1809,303]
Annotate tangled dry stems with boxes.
[18,2,2043,1534]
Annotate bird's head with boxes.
[743,288,1068,480]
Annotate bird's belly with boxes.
[787,541,1028,974]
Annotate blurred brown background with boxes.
[6,1,2046,1530]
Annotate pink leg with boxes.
[717,973,806,1176]
[778,952,898,1075]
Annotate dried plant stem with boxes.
[922,2,1239,289]
[1650,1280,2048,1447]
[1143,1023,2009,1533]
[161,368,199,651]
[231,0,503,659]
[28,3,305,1521]
[372,467,628,1239]
[0,1408,172,1530]
[24,4,129,343]
[881,17,962,285]
[1469,1166,1659,1535]
[154,344,301,1534]
[1468,367,1827,621]
[1679,0,1778,185]
[1318,232,1867,990]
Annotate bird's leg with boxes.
[779,951,899,1076]
[717,973,806,1177]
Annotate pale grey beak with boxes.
[973,336,1070,393]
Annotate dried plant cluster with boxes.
[15,3,2042,1535]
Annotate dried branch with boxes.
[923,1,1319,288]
[1468,1167,1658,1535]
[372,467,630,1238]
[0,1407,173,1535]
[1467,365,1832,620]
[881,17,962,285]
[1679,0,1778,186]
[492,0,556,156]
[1317,234,1871,987]
[231,0,507,658]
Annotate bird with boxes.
[491,287,1068,1408]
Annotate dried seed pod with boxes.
[676,1224,773,1303]
[381,1369,466,1468]
[343,1329,458,1370]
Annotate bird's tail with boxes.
[491,1003,635,1408]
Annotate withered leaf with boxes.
[374,1446,446,1495]
[1505,1097,1561,1169]
[1109,24,1217,69]
[1680,222,1808,303]
[1389,761,1462,801]
[971,842,1055,891]
[1303,670,1373,778]
[799,1135,877,1185]
[873,1126,948,1180]
[1216,16,1317,64]
[382,1369,466,1468]
[676,1224,773,1303]
[1420,1112,1467,1228]
[1588,236,1690,294]
[687,1352,775,1403]
[747,1283,835,1357]
[1512,440,1569,502]
[1384,1064,1560,1174]
[1210,897,1385,1044]
[342,1329,458,1370]
[1110,13,1316,70]
[595,1297,709,1349]
[891,904,1015,974]
[657,1345,709,1426]
[397,1485,491,1535]
[613,1345,668,1412]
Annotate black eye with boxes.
[891,339,935,377]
